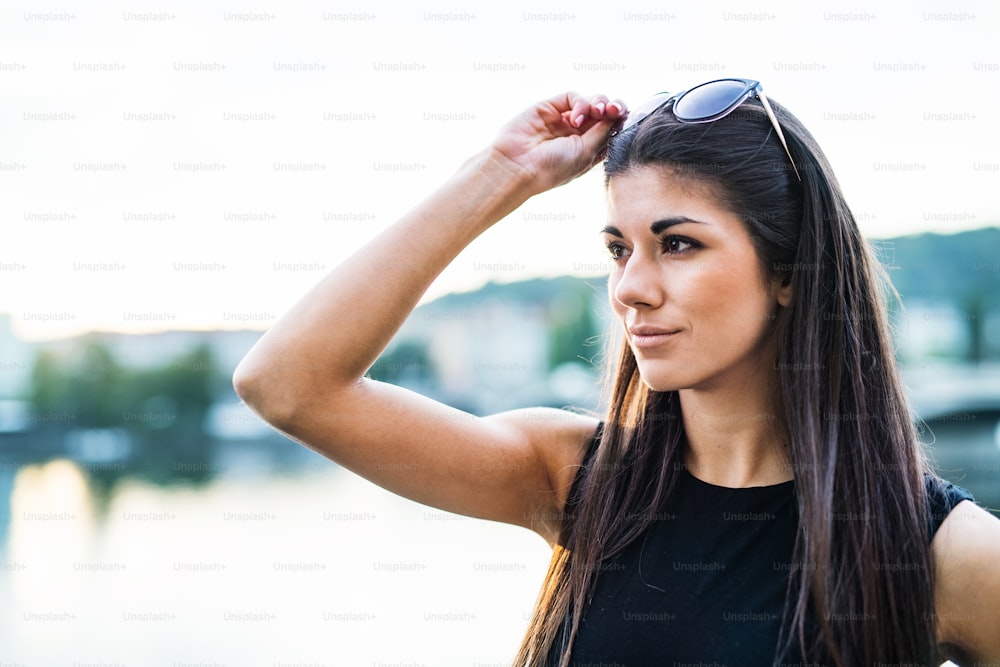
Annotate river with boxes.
[0,459,551,666]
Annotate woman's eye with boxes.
[606,242,630,261]
[662,236,698,255]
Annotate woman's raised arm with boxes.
[232,92,623,543]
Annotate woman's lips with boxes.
[628,328,681,349]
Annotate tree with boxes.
[27,339,221,496]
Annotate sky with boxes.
[1,0,998,341]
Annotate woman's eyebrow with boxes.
[650,217,707,234]
[601,217,707,238]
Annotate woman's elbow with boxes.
[232,357,298,431]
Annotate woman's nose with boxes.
[613,253,665,310]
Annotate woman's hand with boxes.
[488,91,626,196]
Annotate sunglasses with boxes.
[611,78,801,182]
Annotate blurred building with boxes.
[0,314,33,399]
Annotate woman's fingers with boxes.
[490,91,627,194]
[563,94,624,129]
[540,91,627,132]
[606,100,627,119]
[550,93,629,172]
[570,95,603,127]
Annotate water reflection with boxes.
[6,458,97,659]
[1,460,550,665]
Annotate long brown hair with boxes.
[515,96,936,665]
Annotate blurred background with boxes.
[2,0,999,664]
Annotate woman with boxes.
[233,80,1000,665]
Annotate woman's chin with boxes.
[638,374,686,394]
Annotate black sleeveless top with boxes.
[562,429,975,666]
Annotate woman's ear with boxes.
[773,275,793,307]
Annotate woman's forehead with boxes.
[605,168,732,232]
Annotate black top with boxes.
[563,430,975,666]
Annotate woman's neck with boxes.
[677,378,792,489]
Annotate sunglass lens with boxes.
[673,79,751,122]
[618,92,672,134]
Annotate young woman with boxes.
[233,80,1000,665]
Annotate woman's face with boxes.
[604,167,790,393]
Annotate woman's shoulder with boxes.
[924,473,976,541]
[930,480,1000,663]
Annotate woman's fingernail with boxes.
[595,102,606,115]
[610,102,624,115]
[573,113,585,127]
